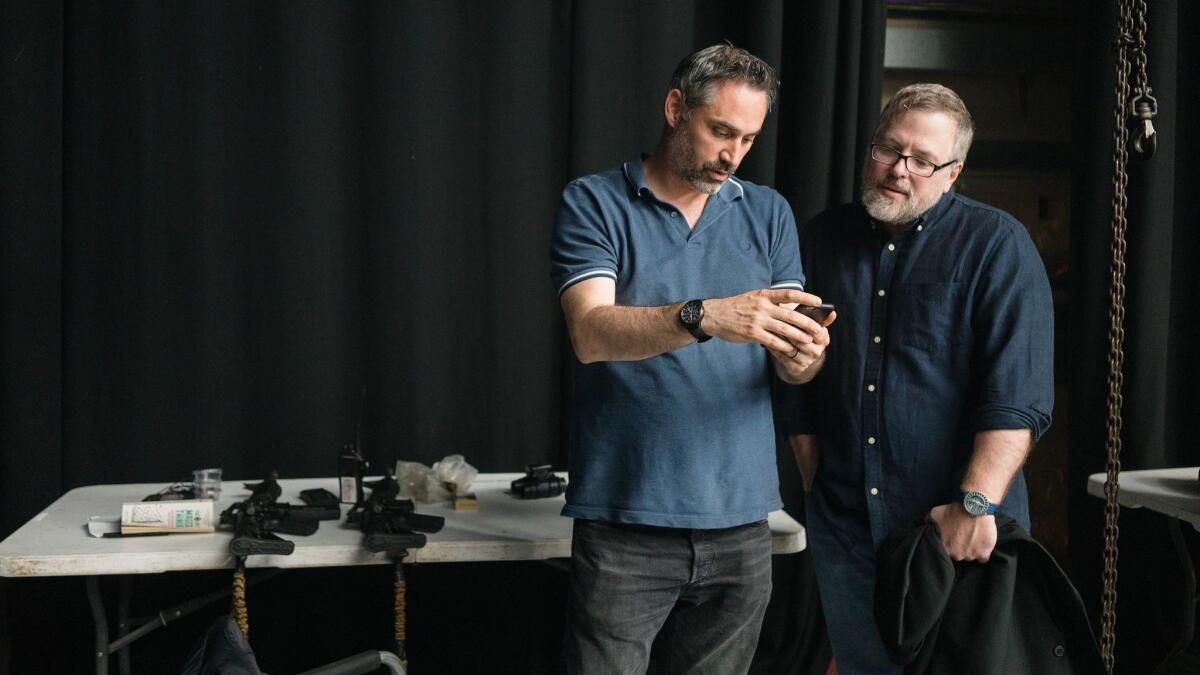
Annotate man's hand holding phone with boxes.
[769,300,835,384]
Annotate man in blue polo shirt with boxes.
[779,84,1054,673]
[550,44,832,674]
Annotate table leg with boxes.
[394,558,407,669]
[85,576,108,675]
[1154,517,1200,674]
[117,576,131,675]
[85,569,286,674]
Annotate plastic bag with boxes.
[394,454,477,503]
[432,454,478,494]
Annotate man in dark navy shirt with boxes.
[778,84,1054,674]
[551,45,833,674]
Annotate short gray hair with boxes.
[669,44,780,115]
[877,83,975,163]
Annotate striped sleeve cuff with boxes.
[557,268,618,297]
[770,280,804,291]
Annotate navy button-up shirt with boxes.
[778,191,1053,547]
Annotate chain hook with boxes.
[1128,90,1157,160]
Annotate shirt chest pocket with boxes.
[891,281,968,352]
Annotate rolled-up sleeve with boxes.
[968,222,1055,440]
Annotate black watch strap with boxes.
[679,299,712,343]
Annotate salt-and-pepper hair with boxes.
[877,83,975,163]
[668,44,780,117]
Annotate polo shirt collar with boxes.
[623,157,745,202]
[623,159,653,198]
[717,176,745,202]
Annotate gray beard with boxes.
[667,129,727,195]
[680,167,721,195]
[860,181,938,227]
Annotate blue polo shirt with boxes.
[550,159,804,529]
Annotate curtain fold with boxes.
[1,0,64,546]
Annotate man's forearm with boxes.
[569,302,695,363]
[961,428,1033,504]
[788,434,819,492]
[929,428,1031,563]
[562,280,827,364]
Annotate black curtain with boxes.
[1,1,884,672]
[1069,1,1200,671]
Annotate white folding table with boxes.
[0,473,806,673]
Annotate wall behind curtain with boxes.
[2,1,885,672]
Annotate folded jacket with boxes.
[875,513,1103,674]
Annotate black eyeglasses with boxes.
[869,144,957,178]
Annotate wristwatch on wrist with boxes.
[679,299,712,343]
[960,490,997,517]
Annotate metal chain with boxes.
[1128,0,1157,160]
[1132,0,1151,99]
[1101,0,1149,669]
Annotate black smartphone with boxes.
[795,303,835,323]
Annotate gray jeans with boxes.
[561,518,773,675]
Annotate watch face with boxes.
[963,491,990,517]
[680,301,702,326]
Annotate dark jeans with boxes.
[806,488,903,675]
[561,518,773,675]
